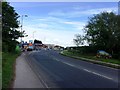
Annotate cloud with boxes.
[37,23,49,28]
[63,21,85,26]
[20,25,79,47]
[38,16,66,23]
[30,16,86,32]
[18,16,86,47]
[49,7,117,18]
[63,21,86,32]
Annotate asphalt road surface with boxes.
[24,49,119,88]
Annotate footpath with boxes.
[13,52,44,88]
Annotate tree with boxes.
[0,16,1,52]
[34,39,42,44]
[2,2,21,52]
[2,2,20,40]
[84,12,120,57]
[73,34,84,47]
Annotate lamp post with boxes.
[33,31,36,41]
[20,15,28,43]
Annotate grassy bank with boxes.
[61,50,120,68]
[2,52,20,88]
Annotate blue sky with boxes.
[10,2,118,47]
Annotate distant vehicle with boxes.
[22,42,29,51]
[34,39,43,50]
[96,50,112,59]
[27,46,34,51]
[34,43,42,50]
[27,42,34,51]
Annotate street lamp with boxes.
[33,31,36,41]
[20,15,28,43]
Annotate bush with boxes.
[69,46,97,54]
[112,54,119,59]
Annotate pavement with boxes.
[13,52,45,88]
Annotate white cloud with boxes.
[63,21,85,26]
[32,16,86,33]
[49,7,117,18]
[37,23,49,28]
[63,21,86,31]
[19,15,87,47]
[37,16,66,23]
[19,25,80,47]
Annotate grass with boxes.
[61,50,120,65]
[2,52,20,88]
[0,52,2,89]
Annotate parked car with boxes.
[96,50,112,59]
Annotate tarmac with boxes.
[13,52,44,88]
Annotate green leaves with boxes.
[2,2,21,52]
[84,12,120,58]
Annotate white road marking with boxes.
[63,62,75,67]
[53,58,75,67]
[92,72,113,80]
[51,56,114,81]
[83,69,113,80]
[83,69,91,73]
[57,59,113,80]
[55,59,60,62]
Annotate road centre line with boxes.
[53,57,113,80]
[83,69,113,80]
[63,62,75,67]
[83,69,91,73]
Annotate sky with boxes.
[9,2,118,47]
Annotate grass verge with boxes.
[2,52,21,88]
[0,52,2,89]
[61,50,120,69]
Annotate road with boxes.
[24,49,119,88]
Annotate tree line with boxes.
[73,12,120,59]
